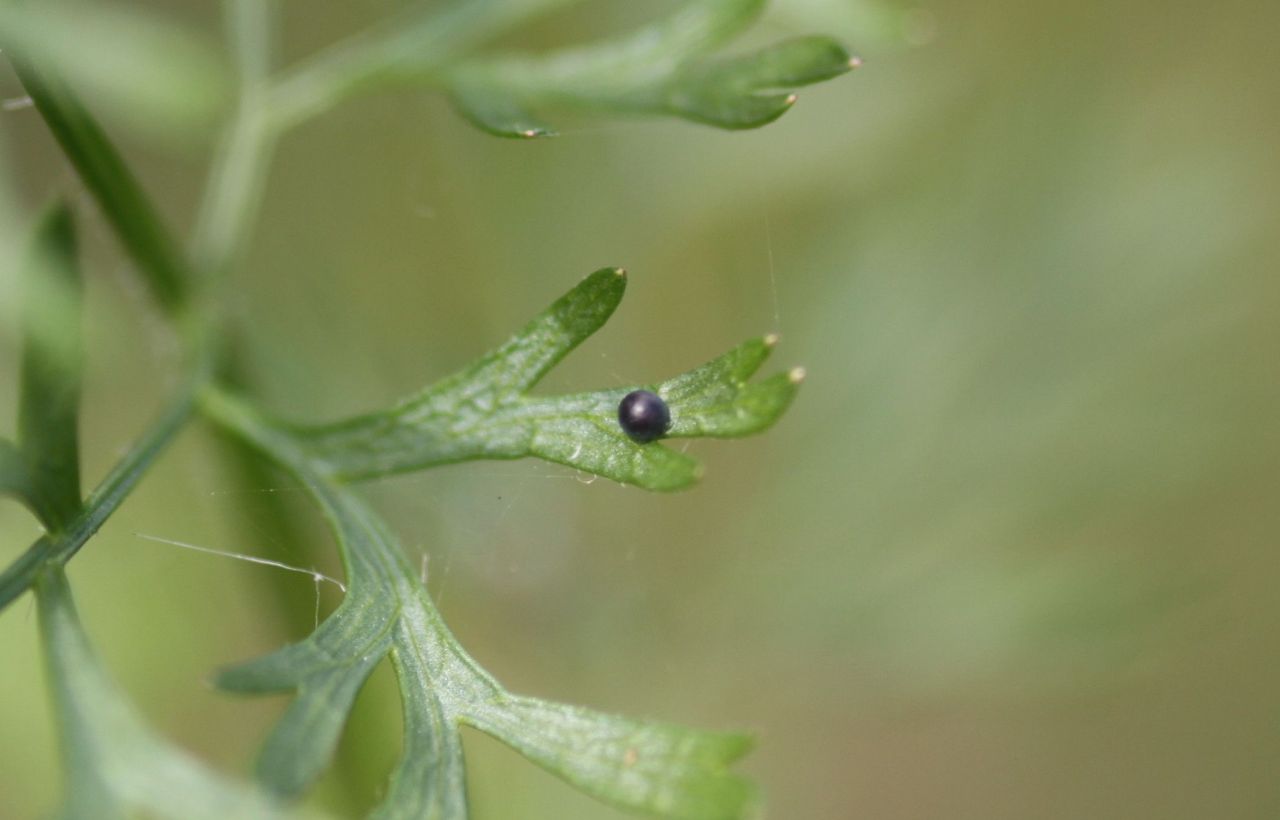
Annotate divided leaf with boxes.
[443,1,856,135]
[216,475,401,796]
[0,3,843,817]
[292,268,801,491]
[34,567,311,820]
[201,388,758,818]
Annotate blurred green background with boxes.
[2,0,1279,817]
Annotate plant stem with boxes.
[265,0,587,132]
[192,104,275,281]
[2,45,212,611]
[192,0,278,282]
[0,371,203,613]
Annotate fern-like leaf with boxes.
[200,269,795,817]
[202,391,758,818]
[285,268,800,490]
[263,0,855,137]
[446,1,857,136]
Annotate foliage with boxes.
[1,1,852,817]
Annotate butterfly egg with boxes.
[617,390,671,443]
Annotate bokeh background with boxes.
[2,1,1278,817]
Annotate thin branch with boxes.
[192,0,278,280]
[0,374,201,614]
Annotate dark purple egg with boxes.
[617,390,671,443]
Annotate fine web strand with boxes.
[763,204,782,331]
[748,170,784,333]
[134,532,347,593]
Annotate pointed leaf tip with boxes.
[451,85,554,139]
[665,36,855,129]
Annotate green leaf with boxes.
[0,1,228,130]
[16,203,84,531]
[216,495,398,797]
[443,1,856,133]
[263,0,851,135]
[34,566,313,820]
[197,262,793,814]
[451,84,555,139]
[7,54,192,314]
[200,388,758,818]
[283,268,801,491]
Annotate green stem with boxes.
[192,0,278,282]
[265,0,587,132]
[192,103,275,280]
[0,373,202,614]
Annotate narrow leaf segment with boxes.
[6,51,191,313]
